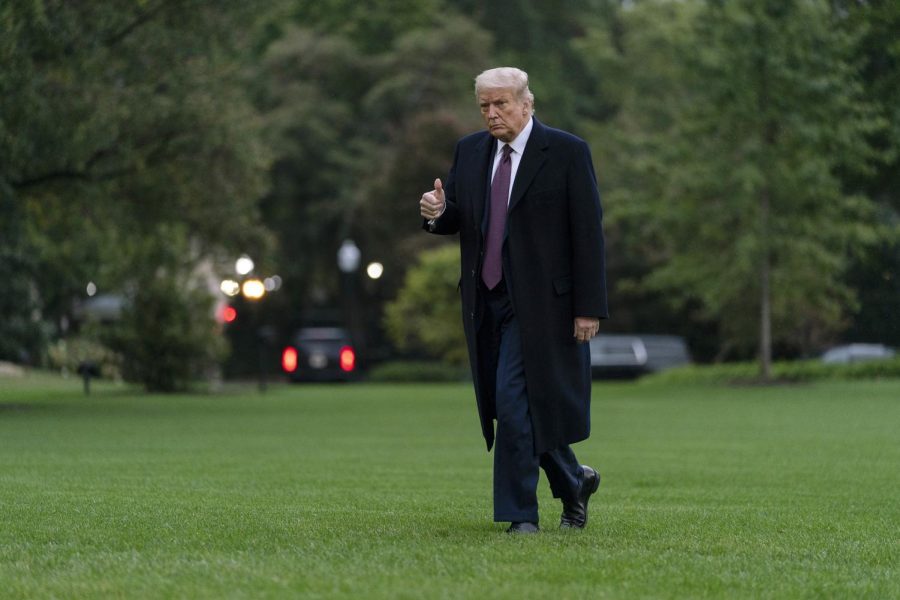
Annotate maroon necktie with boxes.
[482,144,512,289]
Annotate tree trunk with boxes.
[755,16,774,381]
[759,188,773,381]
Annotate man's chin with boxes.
[490,127,511,141]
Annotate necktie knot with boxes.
[502,144,512,159]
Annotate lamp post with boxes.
[337,240,363,362]
[240,271,269,392]
[220,254,282,389]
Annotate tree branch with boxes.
[103,1,172,48]
[11,142,119,189]
[12,127,191,191]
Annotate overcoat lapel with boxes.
[471,134,495,236]
[508,119,549,215]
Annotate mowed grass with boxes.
[1,373,898,598]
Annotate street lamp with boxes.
[337,240,361,274]
[220,279,240,297]
[241,278,266,301]
[337,240,363,365]
[235,255,255,276]
[366,262,384,280]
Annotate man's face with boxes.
[478,88,531,143]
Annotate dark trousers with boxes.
[481,281,583,523]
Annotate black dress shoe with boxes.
[560,465,601,529]
[507,521,540,534]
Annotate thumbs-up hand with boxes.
[420,178,445,221]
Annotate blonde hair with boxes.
[474,67,534,112]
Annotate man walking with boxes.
[419,67,608,533]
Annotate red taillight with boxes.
[222,306,237,323]
[339,346,355,372]
[282,347,298,373]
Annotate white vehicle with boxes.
[589,334,691,379]
[821,344,895,364]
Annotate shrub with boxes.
[383,245,468,366]
[45,335,122,380]
[103,275,227,392]
[646,356,900,385]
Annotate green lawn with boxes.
[1,373,898,598]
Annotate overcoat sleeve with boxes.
[423,142,461,236]
[568,140,608,319]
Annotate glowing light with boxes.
[337,240,360,273]
[264,275,282,292]
[86,282,97,297]
[222,306,237,323]
[220,279,240,296]
[241,278,266,300]
[282,347,298,373]
[339,346,356,372]
[366,262,384,280]
[235,255,255,276]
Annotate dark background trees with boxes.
[1,0,272,388]
[2,0,897,386]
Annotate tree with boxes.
[447,0,615,130]
[574,1,724,358]
[0,1,273,381]
[0,186,44,363]
[837,0,900,348]
[587,0,885,376]
[102,225,227,392]
[250,8,490,342]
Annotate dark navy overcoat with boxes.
[425,118,608,455]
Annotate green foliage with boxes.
[4,0,900,376]
[839,0,900,347]
[647,356,900,385]
[45,335,121,380]
[103,273,226,393]
[366,360,469,383]
[1,0,272,374]
[286,0,440,54]
[585,0,887,365]
[383,245,467,366]
[251,9,489,325]
[0,187,45,363]
[450,0,614,130]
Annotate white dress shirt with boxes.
[491,116,534,206]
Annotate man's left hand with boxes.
[574,317,600,343]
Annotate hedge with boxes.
[645,356,900,385]
[366,361,470,383]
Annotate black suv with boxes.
[281,327,357,382]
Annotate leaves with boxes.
[383,245,467,366]
[585,0,887,362]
